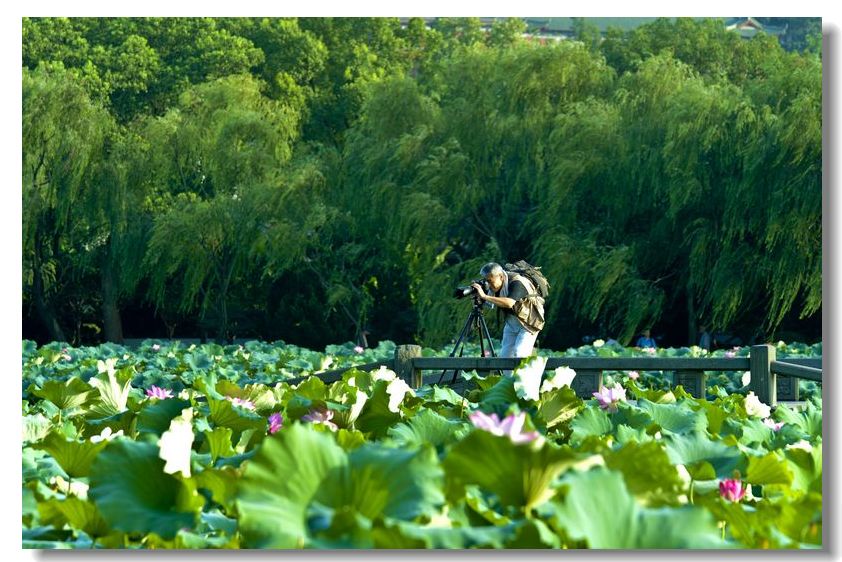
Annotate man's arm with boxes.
[471,280,527,309]
[481,294,516,309]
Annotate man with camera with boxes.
[470,262,544,364]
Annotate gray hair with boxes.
[480,262,504,277]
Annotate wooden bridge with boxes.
[289,344,822,408]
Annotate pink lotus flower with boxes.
[146,385,174,399]
[268,412,283,434]
[719,478,746,502]
[628,371,640,380]
[593,384,627,413]
[302,408,338,431]
[468,411,540,444]
[725,350,736,358]
[225,396,256,411]
[483,350,492,357]
[762,418,784,431]
[354,345,364,354]
[642,347,656,355]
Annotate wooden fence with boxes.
[295,344,821,408]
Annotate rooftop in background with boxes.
[398,17,815,44]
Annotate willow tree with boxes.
[337,41,616,347]
[23,63,114,342]
[532,50,821,345]
[141,74,301,340]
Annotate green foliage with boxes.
[21,340,823,549]
[88,439,198,540]
[23,17,820,370]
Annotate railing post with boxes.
[395,345,423,389]
[572,370,602,399]
[776,375,800,402]
[674,370,706,399]
[749,344,776,407]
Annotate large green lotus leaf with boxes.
[32,431,108,478]
[548,467,727,548]
[610,403,653,430]
[603,440,684,503]
[745,452,793,486]
[144,529,237,549]
[23,485,39,527]
[23,538,91,549]
[547,467,637,548]
[371,518,514,548]
[775,402,822,439]
[785,444,822,494]
[505,518,561,548]
[284,394,318,419]
[286,358,314,372]
[304,502,376,548]
[186,352,213,371]
[23,414,52,444]
[207,397,265,433]
[293,376,328,400]
[663,431,741,480]
[37,496,111,538]
[614,424,651,445]
[200,509,238,537]
[569,406,612,445]
[216,380,276,411]
[328,382,368,427]
[316,443,444,522]
[236,423,348,548]
[636,399,707,435]
[478,376,518,414]
[23,448,67,482]
[194,466,239,512]
[31,377,93,410]
[387,408,470,451]
[464,485,511,526]
[88,439,197,540]
[634,506,730,548]
[537,386,581,430]
[443,430,578,512]
[87,367,133,418]
[136,398,192,435]
[203,427,236,462]
[694,401,731,435]
[414,385,466,407]
[356,380,402,438]
[757,492,822,546]
[472,373,504,392]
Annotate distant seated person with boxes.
[698,325,712,351]
[636,329,657,348]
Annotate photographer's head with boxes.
[480,262,506,293]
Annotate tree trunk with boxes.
[32,265,66,343]
[686,284,697,347]
[101,255,124,343]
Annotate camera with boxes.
[453,278,491,299]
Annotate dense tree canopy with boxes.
[22,17,822,350]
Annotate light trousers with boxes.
[500,321,538,376]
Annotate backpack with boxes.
[504,260,550,299]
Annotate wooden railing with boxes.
[295,344,820,408]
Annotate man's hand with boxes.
[470,283,487,300]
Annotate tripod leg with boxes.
[437,311,474,384]
[478,313,497,357]
[451,309,481,385]
[477,313,502,376]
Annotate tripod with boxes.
[437,297,498,385]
